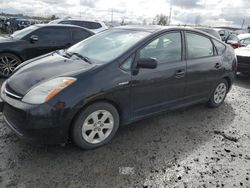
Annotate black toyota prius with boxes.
[0,26,237,149]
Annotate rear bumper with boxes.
[237,55,250,72]
[0,96,72,144]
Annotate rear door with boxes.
[25,27,71,59]
[185,31,224,101]
[131,31,187,118]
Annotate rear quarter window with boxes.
[212,39,226,55]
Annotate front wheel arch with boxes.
[68,99,122,141]
[70,101,120,149]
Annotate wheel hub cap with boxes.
[0,55,20,76]
[214,83,227,104]
[82,110,114,144]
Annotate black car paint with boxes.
[0,24,94,62]
[0,27,237,144]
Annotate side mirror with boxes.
[137,58,158,69]
[30,35,38,43]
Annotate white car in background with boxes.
[237,33,250,46]
[49,19,108,33]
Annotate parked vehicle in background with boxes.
[235,45,250,76]
[49,19,108,33]
[237,33,250,47]
[194,27,221,40]
[16,19,30,30]
[214,28,231,41]
[0,24,94,77]
[0,26,237,150]
[225,34,241,49]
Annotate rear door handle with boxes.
[214,62,221,69]
[175,70,185,78]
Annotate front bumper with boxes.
[0,94,72,144]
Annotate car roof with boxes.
[33,24,94,33]
[194,27,215,31]
[115,25,201,33]
[52,18,104,24]
[115,25,221,37]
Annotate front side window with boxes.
[32,27,70,42]
[186,32,214,59]
[67,29,150,64]
[11,25,37,39]
[139,32,182,64]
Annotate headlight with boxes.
[22,77,76,104]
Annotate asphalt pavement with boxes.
[0,76,249,188]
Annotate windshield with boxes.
[67,29,150,64]
[11,25,37,39]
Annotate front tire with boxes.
[72,102,120,149]
[0,53,22,78]
[207,79,228,108]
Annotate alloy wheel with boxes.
[0,55,20,77]
[214,83,227,104]
[81,110,114,144]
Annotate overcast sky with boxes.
[1,0,250,27]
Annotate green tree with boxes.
[153,14,168,26]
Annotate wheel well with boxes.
[223,76,231,91]
[68,99,122,140]
[0,51,24,62]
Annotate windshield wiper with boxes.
[65,51,92,64]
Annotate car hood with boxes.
[235,47,250,57]
[0,36,17,43]
[7,52,96,96]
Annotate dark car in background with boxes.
[0,26,237,150]
[214,28,231,41]
[235,45,250,76]
[0,24,94,77]
[194,27,221,40]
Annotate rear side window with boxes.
[71,21,101,29]
[186,32,214,59]
[71,28,90,42]
[213,39,226,55]
[88,22,102,29]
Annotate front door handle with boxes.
[214,62,221,69]
[175,70,185,78]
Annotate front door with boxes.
[131,31,187,118]
[25,27,71,59]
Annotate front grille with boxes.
[237,55,250,64]
[5,83,23,99]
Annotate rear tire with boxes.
[0,53,22,78]
[207,79,228,108]
[72,102,120,150]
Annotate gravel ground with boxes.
[0,76,249,188]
